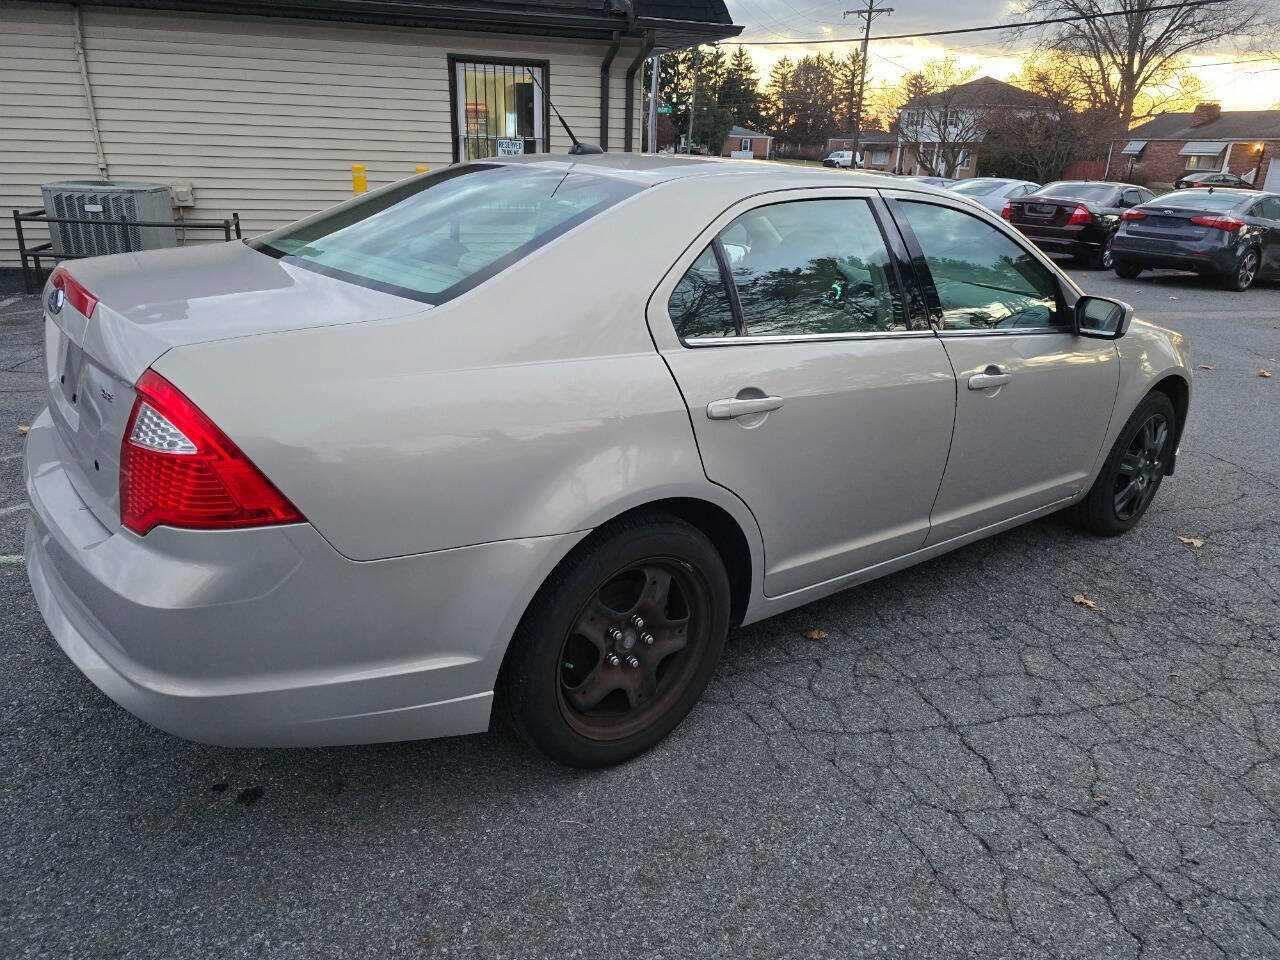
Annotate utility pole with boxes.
[842,0,892,168]
[647,53,659,153]
[686,47,699,154]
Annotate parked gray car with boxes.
[947,176,1040,213]
[25,155,1191,767]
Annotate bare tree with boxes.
[1009,0,1277,129]
[894,59,984,178]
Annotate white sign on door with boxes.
[496,139,525,157]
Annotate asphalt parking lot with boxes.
[1,266,1277,959]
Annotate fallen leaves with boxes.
[1259,369,1272,378]
[16,425,29,435]
[1072,594,1102,611]
[803,629,828,640]
[1198,364,1214,371]
[1178,536,1205,548]
[1168,295,1179,301]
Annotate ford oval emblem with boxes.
[47,286,64,314]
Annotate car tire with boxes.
[1220,247,1260,291]
[1114,261,1143,279]
[1091,235,1116,270]
[503,512,731,768]
[1070,391,1176,537]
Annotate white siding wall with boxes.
[0,1,645,268]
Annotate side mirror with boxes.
[1075,295,1133,340]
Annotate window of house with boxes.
[1185,152,1225,171]
[870,150,890,165]
[957,150,972,170]
[897,201,1063,331]
[741,139,751,151]
[452,58,547,162]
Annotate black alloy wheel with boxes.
[1070,392,1177,536]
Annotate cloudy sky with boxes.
[723,0,1280,110]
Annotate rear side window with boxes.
[898,200,1063,330]
[252,164,641,304]
[669,198,907,340]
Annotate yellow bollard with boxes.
[415,165,429,174]
[351,163,367,194]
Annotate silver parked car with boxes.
[947,176,1041,213]
[25,155,1191,767]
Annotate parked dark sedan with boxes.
[1111,188,1280,290]
[1173,171,1253,190]
[1005,181,1156,268]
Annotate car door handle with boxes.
[706,395,785,420]
[967,366,1012,390]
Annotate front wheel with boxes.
[1221,247,1259,291]
[1071,392,1176,536]
[503,513,730,767]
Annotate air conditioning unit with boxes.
[41,180,176,258]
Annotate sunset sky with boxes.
[724,0,1280,111]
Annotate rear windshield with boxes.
[1035,182,1117,201]
[251,164,641,303]
[949,179,1005,196]
[1145,189,1246,212]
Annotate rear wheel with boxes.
[1071,392,1176,536]
[1221,247,1259,291]
[503,513,730,767]
[1114,261,1143,279]
[1091,235,1116,270]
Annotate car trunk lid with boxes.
[1123,208,1212,241]
[40,242,426,530]
[1009,197,1083,227]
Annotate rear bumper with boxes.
[1110,238,1234,274]
[23,409,583,747]
[1016,226,1105,258]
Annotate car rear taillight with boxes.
[1067,205,1092,225]
[51,265,98,317]
[1121,209,1147,221]
[119,370,304,535]
[1190,214,1245,231]
[1000,200,1011,219]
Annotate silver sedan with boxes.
[947,176,1041,213]
[25,155,1191,767]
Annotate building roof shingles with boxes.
[1126,110,1280,141]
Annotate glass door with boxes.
[454,60,546,161]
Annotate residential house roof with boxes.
[902,76,1056,111]
[729,125,772,139]
[1126,110,1280,141]
[68,0,741,49]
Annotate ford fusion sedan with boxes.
[1111,187,1280,290]
[25,156,1191,768]
[1005,181,1156,268]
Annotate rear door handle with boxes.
[706,395,785,420]
[967,365,1012,390]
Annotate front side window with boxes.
[897,200,1063,331]
[668,198,908,340]
[253,164,640,303]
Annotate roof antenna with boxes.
[526,67,603,155]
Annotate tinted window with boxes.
[668,247,738,339]
[1148,189,1247,212]
[252,164,640,303]
[899,201,1063,330]
[950,179,1005,196]
[721,199,906,336]
[1036,182,1119,202]
[1254,197,1280,220]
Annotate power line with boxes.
[734,0,1228,46]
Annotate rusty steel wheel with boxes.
[557,558,711,741]
[504,513,731,767]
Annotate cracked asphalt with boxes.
[1,267,1277,959]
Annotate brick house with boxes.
[721,125,773,158]
[1109,104,1280,191]
[824,130,897,171]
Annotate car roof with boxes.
[489,152,912,191]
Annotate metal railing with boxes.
[11,209,242,294]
